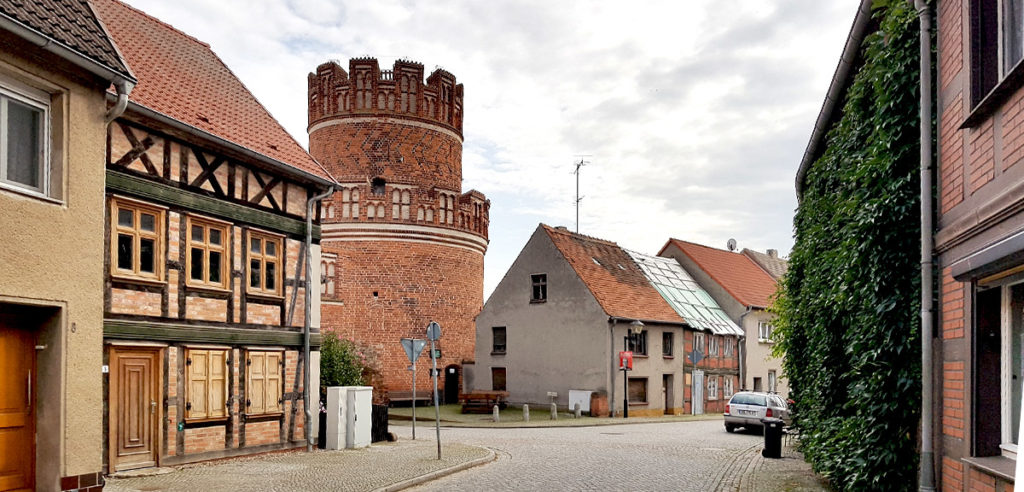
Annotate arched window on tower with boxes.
[417,206,424,222]
[372,178,386,196]
[447,196,454,224]
[321,259,336,297]
[401,191,411,220]
[342,188,360,219]
[392,190,401,219]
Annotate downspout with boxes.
[105,79,134,124]
[304,185,335,452]
[914,0,935,490]
[738,307,753,390]
[609,318,617,417]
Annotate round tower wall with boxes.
[320,241,483,392]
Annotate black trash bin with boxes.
[761,417,783,459]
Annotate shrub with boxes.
[320,331,372,389]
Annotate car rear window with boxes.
[730,394,766,406]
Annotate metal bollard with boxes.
[523,404,530,422]
[550,402,557,420]
[574,403,581,419]
[493,404,500,422]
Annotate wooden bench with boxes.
[387,390,433,405]
[459,391,509,413]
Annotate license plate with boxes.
[740,410,756,416]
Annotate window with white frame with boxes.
[974,278,1024,458]
[723,376,733,398]
[694,332,705,355]
[723,337,734,357]
[758,321,775,343]
[768,370,777,393]
[0,80,49,196]
[708,376,718,400]
[709,336,719,356]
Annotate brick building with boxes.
[803,0,1024,487]
[474,225,742,416]
[308,58,489,399]
[93,0,334,471]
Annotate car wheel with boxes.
[725,424,736,433]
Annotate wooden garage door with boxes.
[0,322,35,492]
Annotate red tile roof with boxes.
[661,239,779,309]
[542,225,684,324]
[0,0,131,77]
[91,0,332,182]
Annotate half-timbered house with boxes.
[92,0,335,471]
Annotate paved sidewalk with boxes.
[719,434,828,491]
[104,440,493,492]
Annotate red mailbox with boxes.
[619,351,633,370]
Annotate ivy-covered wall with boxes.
[774,1,923,489]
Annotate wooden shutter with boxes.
[208,350,227,418]
[187,350,209,419]
[248,351,266,414]
[265,352,282,413]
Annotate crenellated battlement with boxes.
[308,58,464,135]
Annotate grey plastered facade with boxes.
[475,227,612,409]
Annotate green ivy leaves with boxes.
[772,1,925,489]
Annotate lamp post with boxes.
[622,320,644,418]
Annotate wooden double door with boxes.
[109,347,162,472]
[0,322,35,492]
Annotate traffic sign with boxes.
[431,348,442,359]
[426,321,441,341]
[401,338,427,363]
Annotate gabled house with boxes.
[91,0,335,472]
[659,239,787,397]
[474,225,742,416]
[741,248,788,281]
[0,0,134,490]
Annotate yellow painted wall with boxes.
[0,36,111,486]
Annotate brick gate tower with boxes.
[308,58,489,397]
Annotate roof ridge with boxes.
[99,0,210,48]
[668,238,776,309]
[541,224,619,247]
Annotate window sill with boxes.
[663,355,674,359]
[185,283,231,294]
[529,299,547,304]
[184,416,229,425]
[0,181,62,205]
[962,456,1015,482]
[632,354,649,359]
[245,291,285,302]
[491,351,506,356]
[628,401,648,406]
[964,58,1024,129]
[110,273,166,287]
[244,412,284,422]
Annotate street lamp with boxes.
[623,320,644,418]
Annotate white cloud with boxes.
[121,0,855,298]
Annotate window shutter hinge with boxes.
[247,359,251,366]
[186,402,191,410]
[246,399,251,407]
[186,358,191,366]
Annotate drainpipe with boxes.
[105,79,134,124]
[609,318,617,417]
[738,307,753,389]
[914,0,935,490]
[304,185,335,452]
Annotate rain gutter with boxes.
[795,0,874,200]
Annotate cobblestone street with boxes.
[401,419,826,492]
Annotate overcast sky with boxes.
[122,0,855,299]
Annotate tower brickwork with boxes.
[309,58,489,396]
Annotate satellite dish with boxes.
[727,238,737,252]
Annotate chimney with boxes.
[555,226,568,231]
[767,249,778,258]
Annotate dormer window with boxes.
[371,177,386,195]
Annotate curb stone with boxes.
[373,447,496,492]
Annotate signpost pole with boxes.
[431,338,441,459]
[412,362,417,440]
[426,321,442,460]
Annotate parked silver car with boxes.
[723,391,790,432]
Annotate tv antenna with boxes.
[573,156,590,233]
